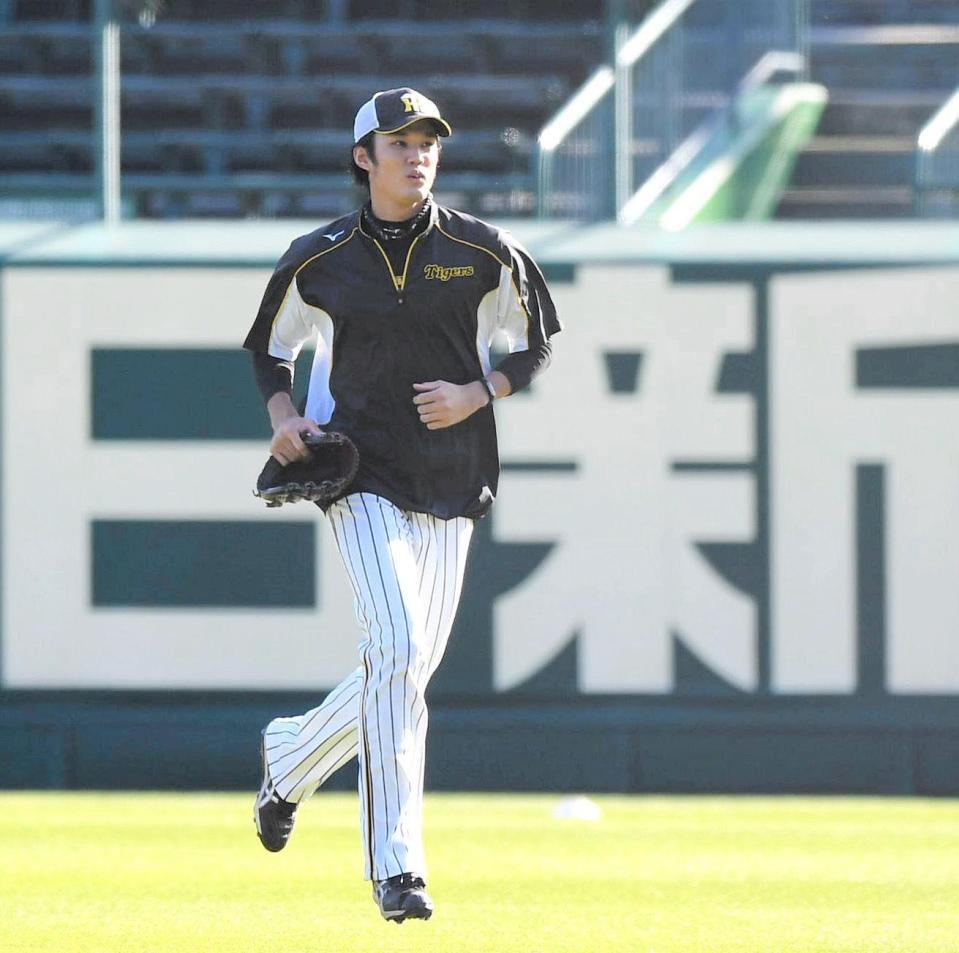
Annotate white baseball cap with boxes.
[353,87,452,143]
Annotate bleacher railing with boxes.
[915,87,959,218]
[536,0,809,221]
[536,66,616,219]
[94,0,121,223]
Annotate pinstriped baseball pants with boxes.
[262,492,474,881]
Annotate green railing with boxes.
[536,0,809,221]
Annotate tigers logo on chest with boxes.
[423,264,475,282]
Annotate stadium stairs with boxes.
[0,1,604,219]
[776,0,959,218]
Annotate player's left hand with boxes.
[412,380,487,430]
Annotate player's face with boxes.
[359,121,441,217]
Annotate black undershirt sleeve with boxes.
[495,340,552,394]
[252,350,294,404]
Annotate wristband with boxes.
[481,377,497,403]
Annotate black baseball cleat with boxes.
[253,728,297,852]
[373,873,434,923]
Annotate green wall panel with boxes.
[91,348,312,440]
[856,343,959,389]
[3,697,959,794]
[92,520,316,607]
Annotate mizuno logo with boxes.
[424,264,475,281]
[324,230,345,242]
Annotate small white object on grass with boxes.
[552,796,603,821]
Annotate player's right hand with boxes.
[270,416,324,466]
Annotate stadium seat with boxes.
[124,29,252,76]
[483,23,603,81]
[158,0,332,22]
[11,0,86,21]
[294,28,378,75]
[370,27,485,75]
[779,12,959,218]
[0,76,92,131]
[0,9,603,219]
[0,130,89,172]
[0,24,90,75]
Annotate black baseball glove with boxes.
[254,430,359,508]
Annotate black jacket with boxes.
[244,201,561,519]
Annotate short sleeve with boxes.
[243,241,314,361]
[496,234,562,355]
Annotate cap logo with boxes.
[401,92,426,114]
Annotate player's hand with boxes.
[270,416,324,465]
[412,380,487,430]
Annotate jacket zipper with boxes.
[367,231,426,306]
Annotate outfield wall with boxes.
[1,220,958,794]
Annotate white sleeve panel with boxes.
[304,307,336,425]
[495,264,531,354]
[267,278,315,362]
[474,286,499,375]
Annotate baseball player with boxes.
[244,87,560,923]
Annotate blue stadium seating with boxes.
[0,5,603,219]
[778,0,959,217]
[5,0,954,220]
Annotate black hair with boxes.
[350,132,376,191]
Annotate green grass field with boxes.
[2,792,958,952]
